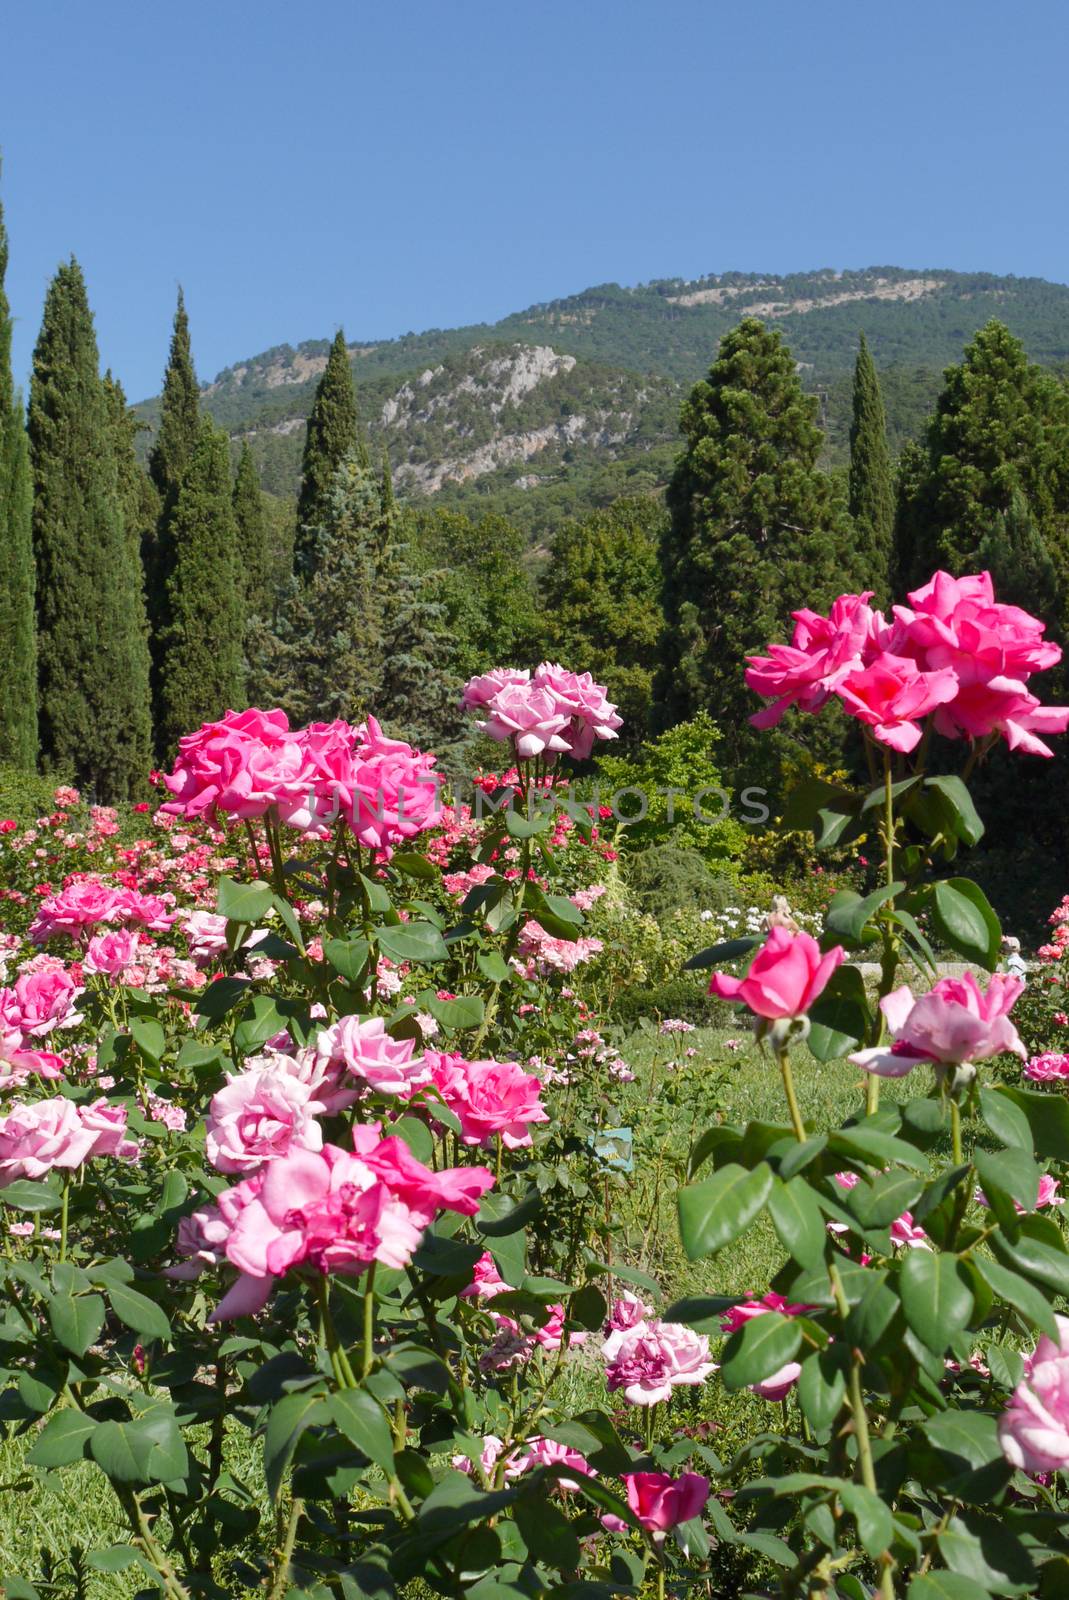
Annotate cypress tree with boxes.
[294,330,358,575]
[29,260,153,798]
[658,318,857,769]
[104,371,160,582]
[0,180,37,769]
[848,333,895,598]
[232,441,270,614]
[157,417,245,757]
[146,289,200,698]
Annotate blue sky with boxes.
[3,0,1068,401]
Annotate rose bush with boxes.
[3,603,1069,1597]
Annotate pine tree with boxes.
[29,260,153,798]
[848,333,895,598]
[0,180,36,769]
[232,442,270,615]
[658,318,858,768]
[294,330,358,575]
[251,453,461,752]
[540,496,665,741]
[157,417,245,757]
[899,320,1069,628]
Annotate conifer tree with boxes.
[657,318,858,768]
[848,333,895,598]
[232,442,270,614]
[0,181,36,769]
[410,506,540,680]
[294,330,358,575]
[157,417,245,757]
[540,497,665,740]
[146,290,200,675]
[29,260,152,798]
[899,320,1069,628]
[104,371,160,581]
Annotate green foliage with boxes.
[156,416,245,757]
[294,329,359,573]
[29,260,152,800]
[147,289,199,508]
[623,843,733,918]
[0,181,36,771]
[658,320,861,771]
[594,711,748,866]
[410,506,541,678]
[848,333,895,598]
[540,496,666,739]
[231,440,271,615]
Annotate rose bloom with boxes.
[84,929,143,979]
[0,963,84,1040]
[28,878,128,944]
[721,1293,812,1400]
[836,651,958,753]
[1000,1315,1069,1474]
[426,1052,549,1148]
[1024,1053,1069,1082]
[532,662,623,759]
[605,1290,655,1334]
[459,1249,511,1301]
[206,1125,493,1320]
[461,668,531,712]
[476,681,573,759]
[709,926,844,1020]
[162,707,311,822]
[205,1064,326,1174]
[315,1015,430,1099]
[287,717,442,851]
[603,1318,716,1406]
[976,1173,1062,1214]
[182,910,231,964]
[745,591,884,727]
[850,973,1025,1078]
[0,1096,138,1184]
[622,1472,710,1535]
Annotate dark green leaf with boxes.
[975,1256,1060,1339]
[327,1389,394,1470]
[106,1283,170,1342]
[677,1163,773,1260]
[768,1175,826,1267]
[720,1312,801,1390]
[322,937,371,982]
[513,1496,581,1570]
[27,1407,96,1467]
[683,936,759,970]
[48,1292,104,1357]
[264,1391,328,1503]
[375,921,449,964]
[899,1251,973,1353]
[929,879,1001,970]
[217,876,275,923]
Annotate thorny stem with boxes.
[868,750,898,1117]
[268,1494,304,1600]
[122,1488,192,1600]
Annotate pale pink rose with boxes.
[182,910,230,964]
[451,1434,507,1479]
[516,921,604,974]
[461,668,531,711]
[205,1065,325,1173]
[0,1097,97,1181]
[836,651,959,753]
[529,1303,587,1351]
[425,1052,549,1148]
[603,1319,715,1406]
[78,1098,140,1163]
[976,1174,1062,1214]
[315,1015,430,1099]
[532,662,623,759]
[605,1290,655,1333]
[709,926,843,1020]
[162,707,312,822]
[476,682,573,760]
[850,973,1025,1078]
[523,1435,595,1491]
[623,1471,710,1534]
[999,1315,1069,1473]
[84,929,143,979]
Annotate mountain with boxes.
[135,266,1069,537]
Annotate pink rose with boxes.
[720,1293,811,1399]
[836,651,958,753]
[29,879,127,944]
[0,963,84,1040]
[709,926,844,1020]
[205,1065,326,1173]
[84,929,143,979]
[476,682,573,759]
[746,591,884,728]
[78,1098,140,1163]
[932,677,1069,758]
[603,1318,716,1406]
[623,1471,710,1534]
[850,973,1025,1079]
[532,662,623,759]
[162,708,311,822]
[605,1290,655,1333]
[1000,1315,1069,1473]
[315,1016,430,1099]
[1025,1054,1069,1082]
[0,1096,137,1184]
[425,1052,549,1147]
[461,668,531,711]
[182,910,230,964]
[460,1249,511,1301]
[889,1210,930,1250]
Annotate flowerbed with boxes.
[1,614,1069,1597]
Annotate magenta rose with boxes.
[603,1318,716,1405]
[426,1052,549,1147]
[623,1471,710,1534]
[0,962,84,1040]
[162,707,311,822]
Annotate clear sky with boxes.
[3,0,1068,401]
